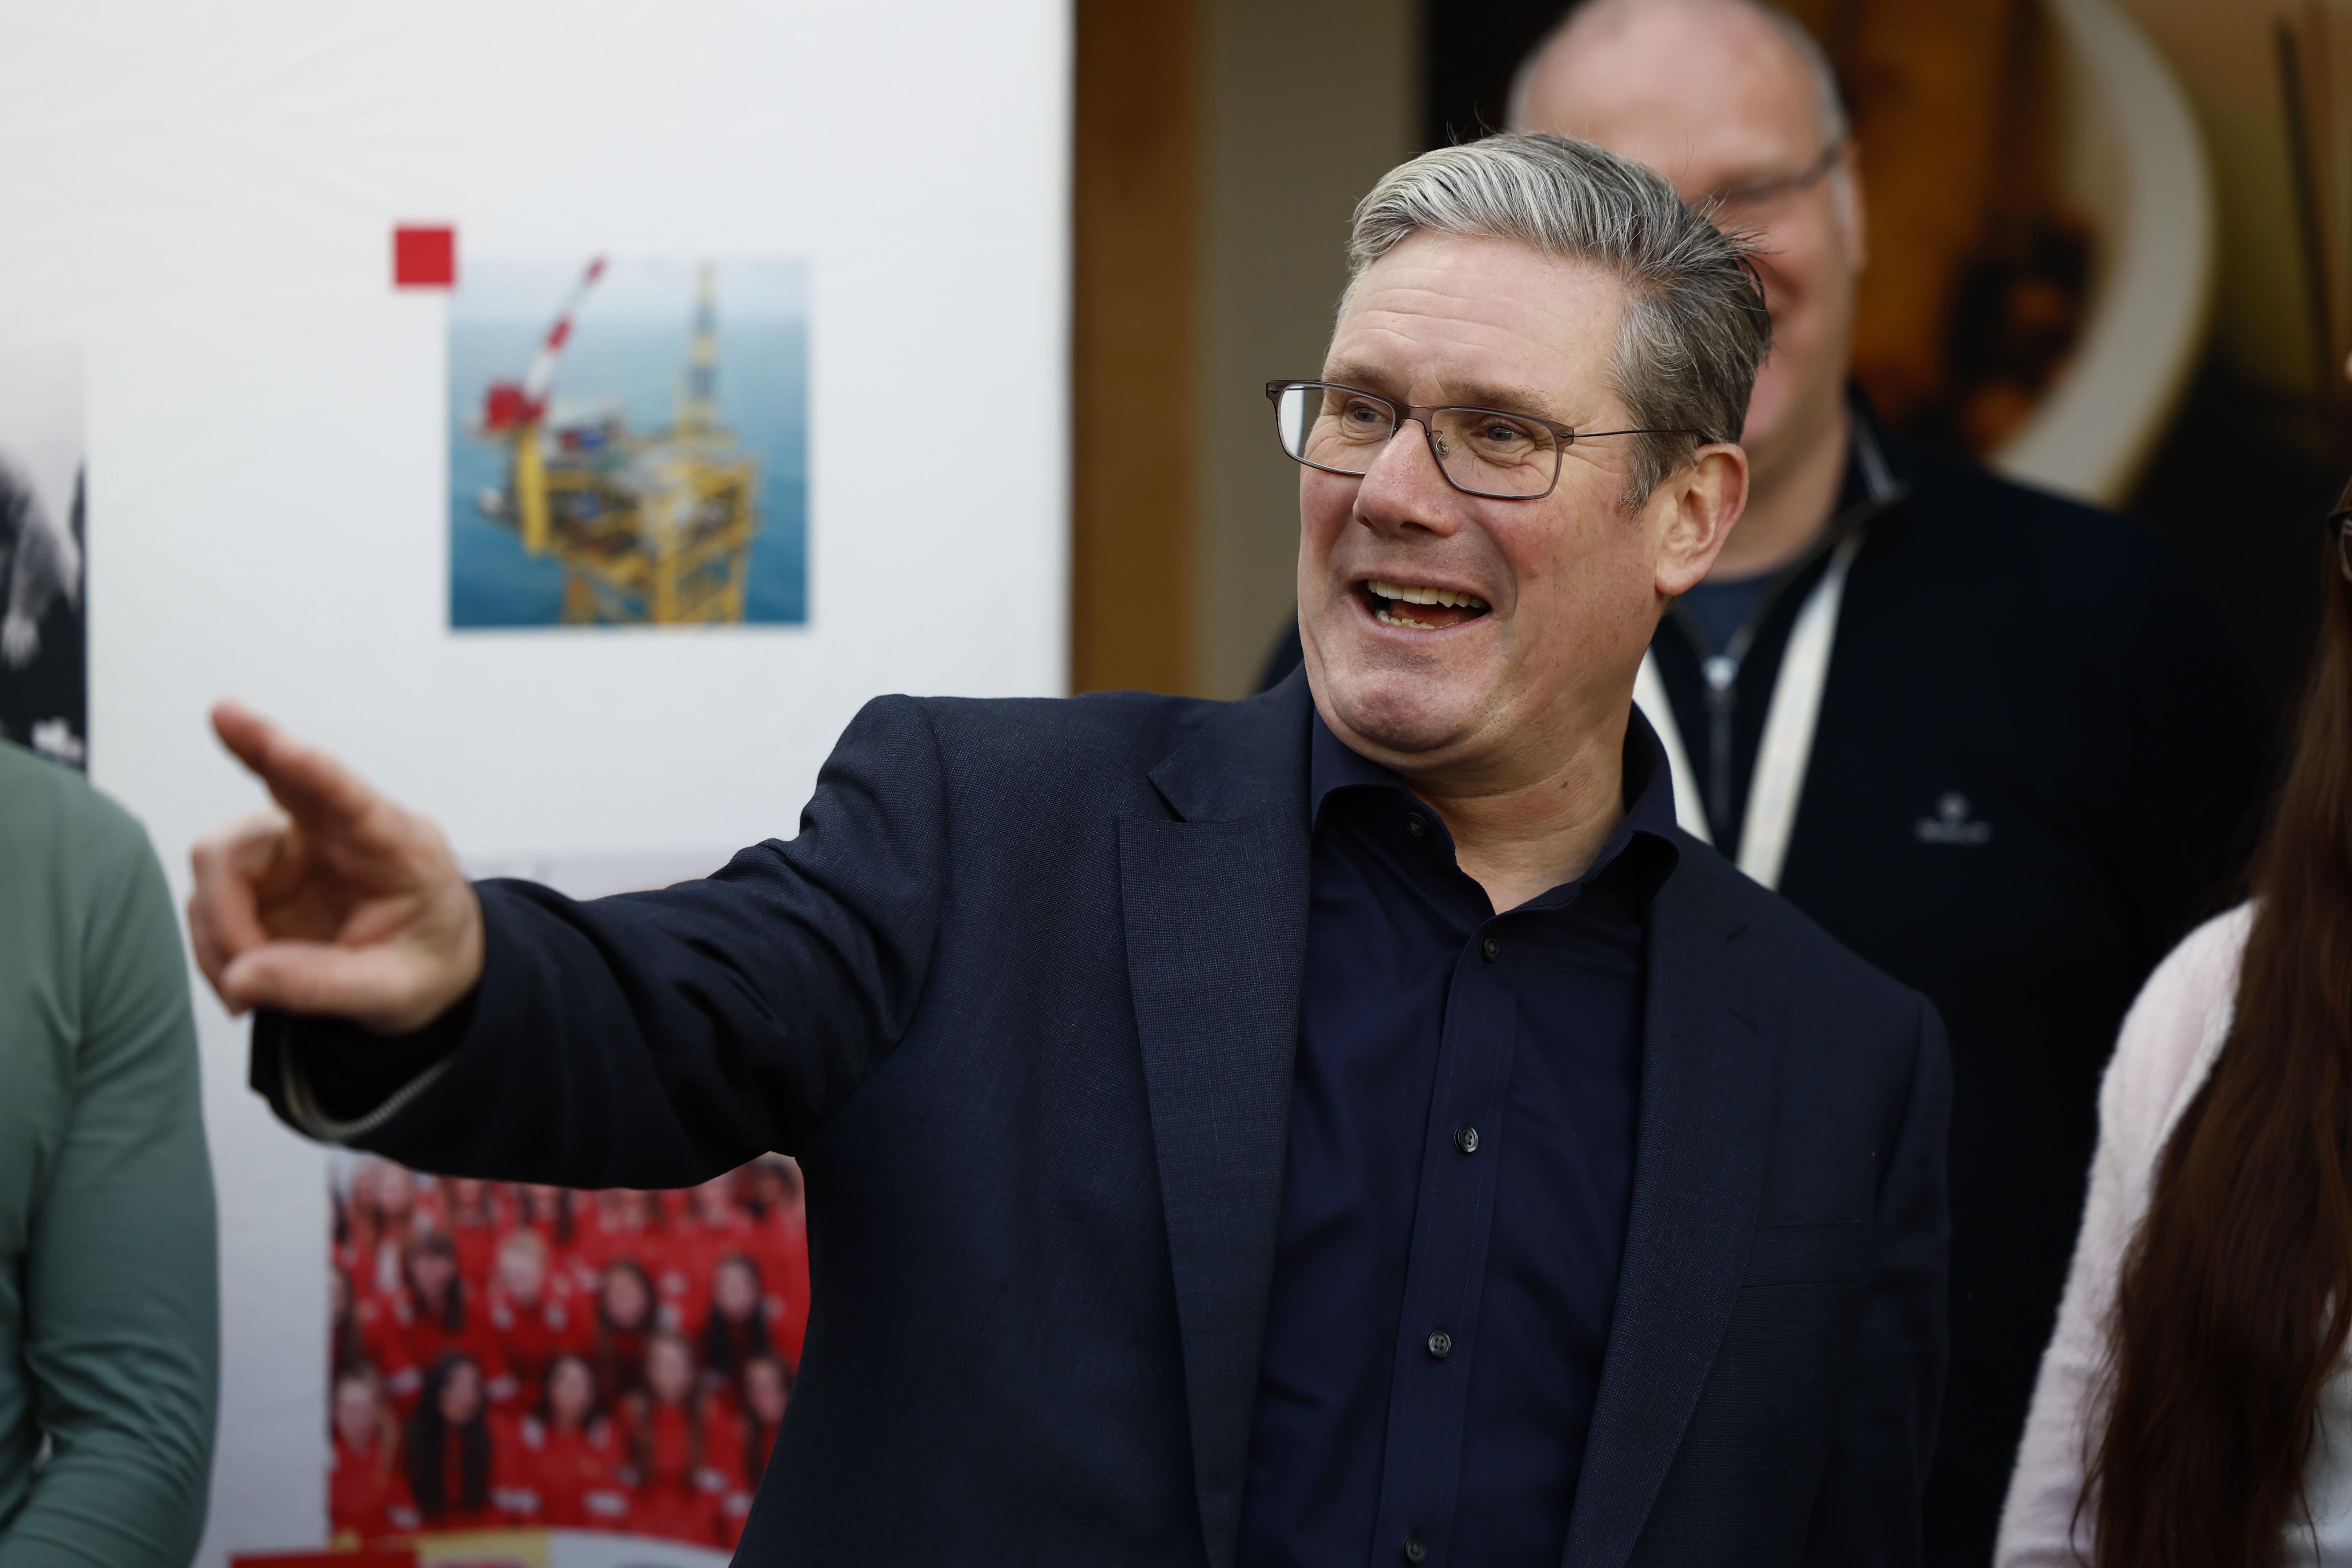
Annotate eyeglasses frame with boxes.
[1264,379,1706,502]
[1704,141,1845,221]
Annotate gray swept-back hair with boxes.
[1345,131,1770,504]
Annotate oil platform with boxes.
[475,260,760,625]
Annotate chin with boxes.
[1316,665,1483,759]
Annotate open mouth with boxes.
[1360,579,1491,631]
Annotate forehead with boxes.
[1326,232,1628,415]
[1519,1,1823,187]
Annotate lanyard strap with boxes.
[1633,532,1862,890]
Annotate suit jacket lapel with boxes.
[1563,850,1782,1568]
[1121,677,1314,1568]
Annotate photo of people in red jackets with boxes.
[327,1154,808,1552]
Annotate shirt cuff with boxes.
[261,989,478,1143]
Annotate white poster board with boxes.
[0,3,1068,1561]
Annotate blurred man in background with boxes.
[1510,2,2267,1560]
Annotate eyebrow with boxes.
[1317,363,1581,425]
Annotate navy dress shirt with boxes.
[1236,711,1681,1568]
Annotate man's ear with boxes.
[1652,444,1748,598]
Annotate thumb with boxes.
[221,940,460,1035]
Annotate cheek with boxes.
[1751,225,1849,335]
[1299,469,1355,553]
[1497,507,1653,646]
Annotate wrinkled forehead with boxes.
[1328,232,1631,421]
[1519,3,1826,189]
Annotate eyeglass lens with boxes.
[1272,383,1560,499]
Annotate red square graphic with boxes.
[392,224,455,288]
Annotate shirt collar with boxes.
[1308,702,1682,906]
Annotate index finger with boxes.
[209,700,387,839]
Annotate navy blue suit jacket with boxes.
[256,673,1950,1567]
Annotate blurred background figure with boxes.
[724,1352,792,1548]
[321,1154,808,1550]
[620,1331,737,1548]
[485,1229,583,1403]
[1999,447,2352,1563]
[0,737,216,1566]
[430,1177,506,1287]
[701,1253,783,1397]
[744,1157,810,1366]
[592,1258,660,1403]
[504,1352,631,1532]
[328,1362,400,1547]
[371,1231,503,1415]
[388,1352,505,1534]
[0,451,84,769]
[1462,5,2270,1559]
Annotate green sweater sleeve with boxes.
[0,797,219,1568]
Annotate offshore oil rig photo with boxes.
[474,259,760,625]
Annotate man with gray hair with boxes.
[1500,4,2269,1563]
[194,133,1945,1564]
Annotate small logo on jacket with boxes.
[1915,792,1992,846]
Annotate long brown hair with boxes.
[2094,531,2352,1563]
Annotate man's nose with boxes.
[1353,416,1462,538]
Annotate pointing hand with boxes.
[189,702,484,1034]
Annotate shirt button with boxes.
[1404,1538,1428,1564]
[1455,1125,1479,1155]
[1426,1329,1452,1359]
[1481,936,1499,962]
[1406,815,1428,838]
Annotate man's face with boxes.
[1516,0,1862,485]
[1298,232,1724,779]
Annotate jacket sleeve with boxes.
[1802,992,1952,1567]
[1,817,218,1568]
[251,692,952,1187]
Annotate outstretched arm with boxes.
[196,697,951,1186]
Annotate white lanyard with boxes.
[1633,532,1861,891]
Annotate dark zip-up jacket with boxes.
[1646,417,2267,1568]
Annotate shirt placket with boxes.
[1367,918,1521,1568]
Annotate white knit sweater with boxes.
[1996,904,2352,1565]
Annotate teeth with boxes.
[1375,608,1439,629]
[1368,579,1488,610]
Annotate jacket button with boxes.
[1455,1125,1479,1154]
[1481,936,1499,962]
[1403,1538,1428,1564]
[1427,1330,1452,1359]
[1406,815,1428,838]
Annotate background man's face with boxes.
[1298,232,1681,775]
[1516,0,1863,485]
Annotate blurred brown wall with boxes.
[1071,0,1200,696]
[1071,0,1417,697]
